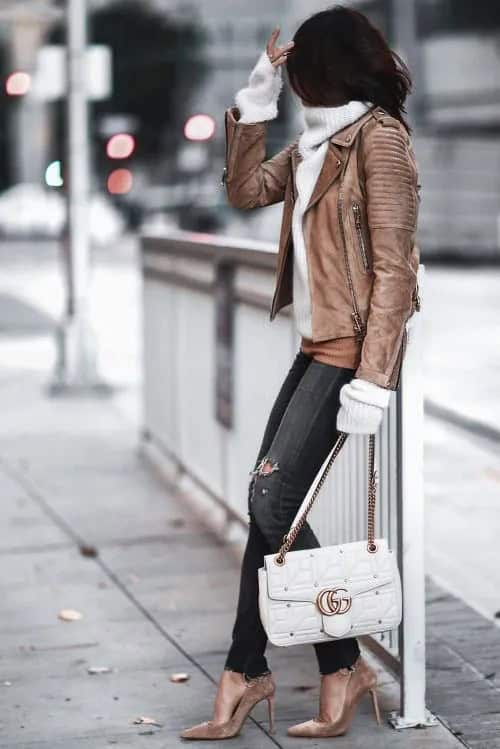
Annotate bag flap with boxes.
[263,538,396,602]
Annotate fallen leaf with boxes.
[132,716,162,727]
[87,666,112,675]
[58,609,83,622]
[79,544,98,558]
[170,672,190,683]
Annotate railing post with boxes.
[390,265,437,728]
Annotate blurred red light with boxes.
[184,114,215,141]
[107,168,133,194]
[106,133,135,159]
[6,71,31,96]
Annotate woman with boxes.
[181,5,420,741]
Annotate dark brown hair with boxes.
[285,5,412,132]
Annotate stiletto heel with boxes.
[267,694,276,734]
[288,655,380,738]
[369,687,382,725]
[180,672,276,740]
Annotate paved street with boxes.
[0,239,499,746]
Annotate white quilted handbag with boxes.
[258,433,402,646]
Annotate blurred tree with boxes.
[49,1,208,178]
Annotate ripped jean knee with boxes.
[247,456,285,548]
[252,456,280,477]
[248,456,280,507]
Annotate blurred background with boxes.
[2,0,500,248]
[1,1,500,746]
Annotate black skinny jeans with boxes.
[224,350,361,678]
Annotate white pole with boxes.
[51,0,107,393]
[389,266,437,729]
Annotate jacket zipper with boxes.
[388,326,408,389]
[351,202,370,271]
[413,281,421,311]
[338,188,365,340]
[389,280,419,387]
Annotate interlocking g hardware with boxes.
[316,587,352,616]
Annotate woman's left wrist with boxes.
[234,49,283,124]
[345,378,392,409]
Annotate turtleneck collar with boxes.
[298,100,372,159]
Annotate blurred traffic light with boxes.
[105,133,135,194]
[106,133,135,159]
[107,168,133,195]
[5,71,31,96]
[184,114,215,142]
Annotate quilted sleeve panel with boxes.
[355,118,419,390]
[362,119,418,230]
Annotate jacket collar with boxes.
[290,106,377,212]
[291,105,377,165]
[329,105,377,146]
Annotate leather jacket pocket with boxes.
[351,202,372,273]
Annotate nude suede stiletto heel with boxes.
[180,672,276,740]
[287,655,382,738]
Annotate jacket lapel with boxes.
[305,143,344,212]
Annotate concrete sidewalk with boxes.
[0,371,462,748]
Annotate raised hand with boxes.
[266,26,294,68]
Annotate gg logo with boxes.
[316,587,352,616]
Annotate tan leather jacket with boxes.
[222,104,421,390]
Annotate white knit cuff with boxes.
[336,400,382,435]
[234,49,283,123]
[345,378,392,409]
[336,379,391,435]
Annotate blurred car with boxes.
[0,184,125,244]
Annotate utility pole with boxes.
[51,0,108,394]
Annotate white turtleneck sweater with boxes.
[293,102,371,337]
[233,49,391,433]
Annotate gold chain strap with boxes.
[274,433,378,566]
[367,433,377,553]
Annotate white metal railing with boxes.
[140,229,432,728]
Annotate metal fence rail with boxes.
[140,229,431,727]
